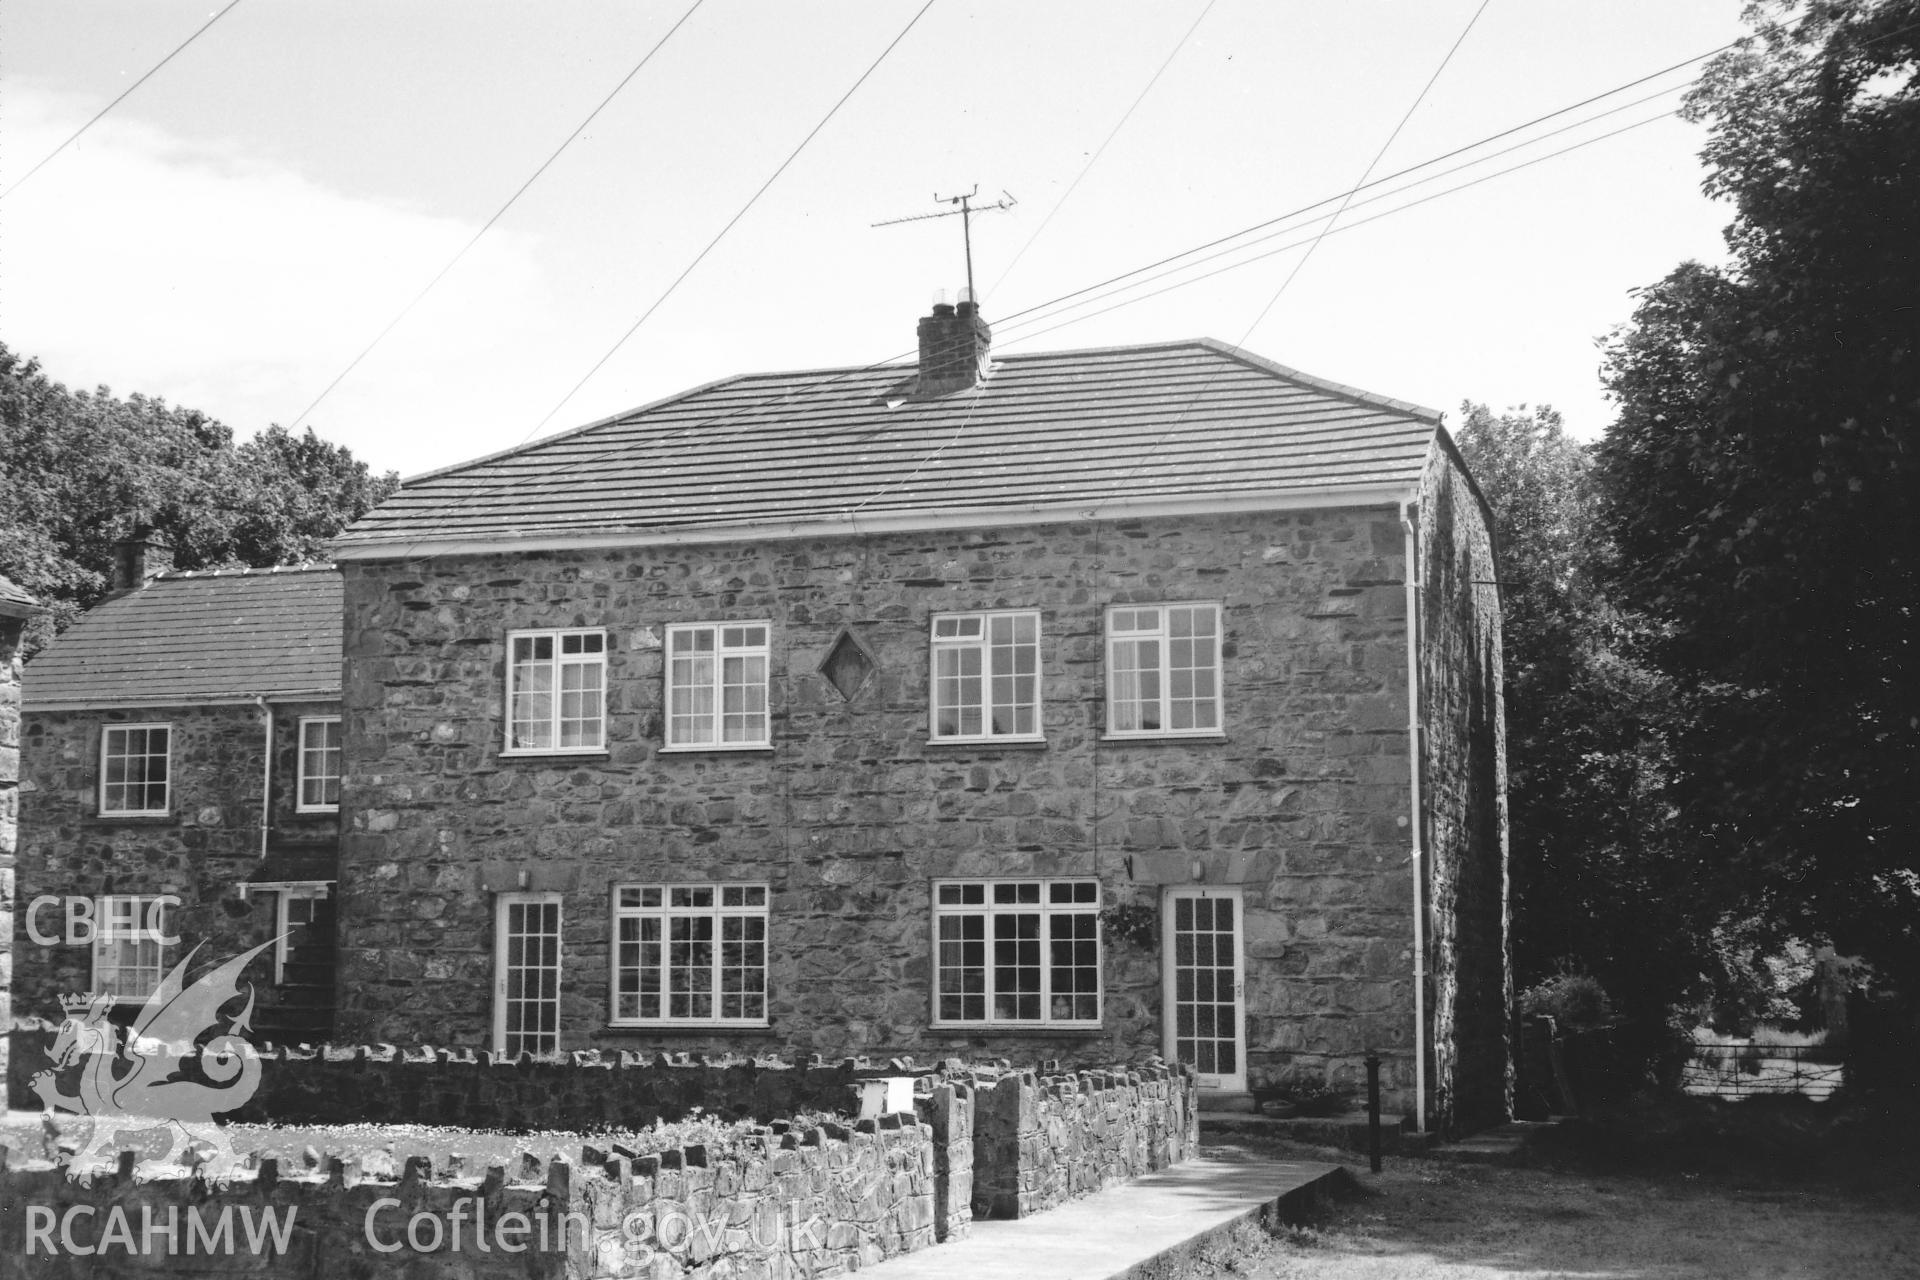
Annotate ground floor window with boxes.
[612,884,769,1025]
[933,879,1101,1025]
[494,892,562,1056]
[92,894,176,1002]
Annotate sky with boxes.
[0,1,1752,478]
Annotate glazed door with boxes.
[1163,886,1246,1092]
[494,892,562,1057]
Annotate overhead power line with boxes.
[1238,0,1496,340]
[284,0,709,432]
[395,13,1838,558]
[986,0,1222,299]
[522,0,942,442]
[1,0,245,201]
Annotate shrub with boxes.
[1520,972,1616,1031]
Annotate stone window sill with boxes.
[599,1024,780,1037]
[930,1024,1111,1038]
[1099,733,1229,746]
[923,738,1050,752]
[84,814,177,827]
[499,750,612,762]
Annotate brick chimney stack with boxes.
[916,289,991,396]
[109,526,173,594]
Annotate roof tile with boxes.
[24,567,341,709]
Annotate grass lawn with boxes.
[1196,1099,1920,1280]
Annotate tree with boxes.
[0,342,397,654]
[1456,405,1713,1052]
[1594,0,1920,986]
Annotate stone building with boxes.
[1,574,42,1094]
[11,548,343,1045]
[330,303,1511,1134]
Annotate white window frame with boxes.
[610,883,770,1028]
[663,622,772,751]
[295,716,342,813]
[503,628,607,756]
[272,883,331,984]
[1103,602,1225,739]
[99,723,171,816]
[493,892,563,1057]
[929,609,1043,743]
[91,895,176,1003]
[931,878,1102,1028]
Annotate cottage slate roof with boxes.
[0,572,39,617]
[336,339,1442,553]
[23,566,341,710]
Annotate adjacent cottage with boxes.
[11,546,343,1046]
[328,302,1510,1133]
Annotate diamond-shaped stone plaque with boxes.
[820,631,875,702]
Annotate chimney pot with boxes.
[915,293,991,397]
[110,526,173,594]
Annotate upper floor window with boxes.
[506,629,606,754]
[933,879,1101,1026]
[93,894,176,1002]
[297,717,342,812]
[930,611,1041,741]
[612,883,769,1026]
[1105,604,1223,737]
[665,623,770,749]
[100,724,170,815]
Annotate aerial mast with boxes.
[873,187,1017,303]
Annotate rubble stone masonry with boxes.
[338,501,1500,1120]
[11,700,340,1027]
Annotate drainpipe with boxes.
[256,696,273,859]
[1400,500,1428,1133]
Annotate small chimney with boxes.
[109,526,173,594]
[916,288,991,396]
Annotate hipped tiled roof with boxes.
[337,339,1441,552]
[24,566,341,710]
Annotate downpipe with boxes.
[1401,500,1428,1133]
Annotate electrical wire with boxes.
[283,0,708,433]
[1245,0,1496,341]
[385,10,1836,559]
[1,0,245,202]
[986,0,1222,300]
[521,0,941,443]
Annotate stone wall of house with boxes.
[970,1062,1196,1218]
[0,599,31,1105]
[1416,442,1512,1135]
[338,506,1425,1115]
[11,700,340,1029]
[2,1115,944,1278]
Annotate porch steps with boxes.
[855,1155,1348,1280]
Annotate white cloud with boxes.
[1,88,556,473]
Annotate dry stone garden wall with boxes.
[2,1112,941,1279]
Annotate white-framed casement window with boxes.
[494,892,563,1057]
[665,623,771,749]
[1105,603,1224,737]
[930,610,1042,741]
[612,884,769,1026]
[505,628,607,754]
[296,717,342,812]
[92,895,176,1002]
[99,723,171,816]
[932,879,1101,1026]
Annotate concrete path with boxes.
[858,1156,1347,1280]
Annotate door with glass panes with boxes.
[1162,886,1247,1092]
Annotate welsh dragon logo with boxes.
[31,939,275,1180]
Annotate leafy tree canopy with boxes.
[1595,0,1920,983]
[0,342,397,654]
